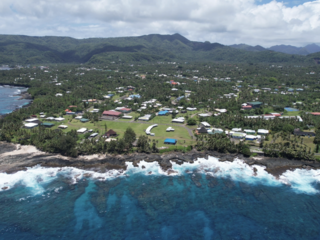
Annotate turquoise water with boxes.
[0,158,320,239]
[0,86,31,115]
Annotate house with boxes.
[103,110,122,117]
[263,114,275,120]
[129,94,141,99]
[198,127,208,134]
[158,111,169,116]
[172,117,185,123]
[258,129,269,135]
[311,112,320,116]
[89,133,98,138]
[58,125,68,129]
[186,107,197,111]
[199,113,211,117]
[41,122,54,128]
[244,129,256,134]
[215,109,227,113]
[122,115,133,119]
[166,127,175,132]
[116,107,131,113]
[200,122,211,128]
[77,128,87,133]
[104,129,117,138]
[25,118,38,123]
[80,118,89,123]
[293,129,315,137]
[247,101,263,109]
[164,138,177,145]
[54,117,65,121]
[232,128,242,132]
[138,114,152,121]
[242,105,252,110]
[232,132,246,139]
[246,135,257,140]
[146,124,158,135]
[24,123,38,129]
[90,109,99,113]
[75,116,83,120]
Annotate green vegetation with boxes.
[0,55,320,160]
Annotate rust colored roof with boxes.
[311,112,320,116]
[103,110,121,116]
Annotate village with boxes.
[0,61,318,159]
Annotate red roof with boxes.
[311,112,320,116]
[120,108,131,111]
[272,113,281,117]
[242,106,252,109]
[103,110,122,116]
[69,105,77,108]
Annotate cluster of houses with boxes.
[196,122,269,140]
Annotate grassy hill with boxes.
[0,33,316,64]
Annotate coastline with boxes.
[1,142,319,177]
[0,85,33,119]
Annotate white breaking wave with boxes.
[0,157,320,195]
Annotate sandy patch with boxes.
[0,145,41,157]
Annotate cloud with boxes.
[0,0,319,47]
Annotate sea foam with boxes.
[0,157,320,195]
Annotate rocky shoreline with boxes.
[1,142,320,176]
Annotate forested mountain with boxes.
[230,43,320,56]
[0,33,317,64]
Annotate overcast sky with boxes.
[1,0,319,47]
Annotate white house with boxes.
[77,128,87,133]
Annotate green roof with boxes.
[248,101,263,105]
[41,122,54,127]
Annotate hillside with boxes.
[0,33,316,64]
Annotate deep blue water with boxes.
[0,158,320,239]
[0,86,31,115]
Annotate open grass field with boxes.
[44,117,195,147]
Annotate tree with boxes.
[187,118,197,125]
[137,135,151,153]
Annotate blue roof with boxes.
[158,111,168,115]
[176,96,184,101]
[164,138,177,144]
[129,94,141,98]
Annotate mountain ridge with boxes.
[0,33,317,65]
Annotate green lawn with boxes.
[282,111,301,116]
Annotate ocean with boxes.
[0,85,31,115]
[0,157,320,239]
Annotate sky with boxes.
[1,0,320,47]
